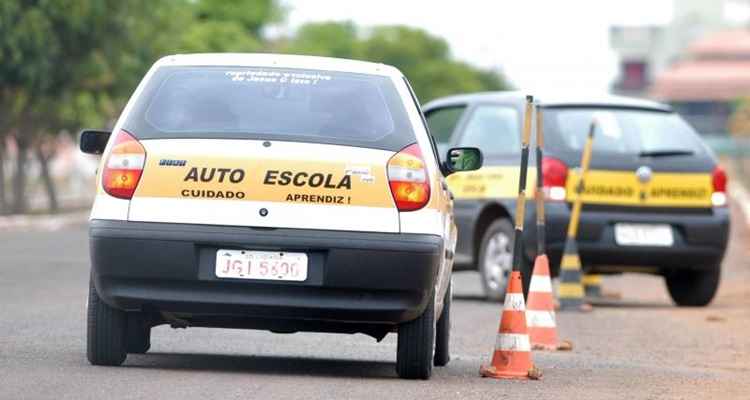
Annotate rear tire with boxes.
[665,266,720,307]
[478,219,530,301]
[126,314,151,354]
[86,278,127,366]
[396,291,435,380]
[434,281,451,367]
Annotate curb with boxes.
[728,181,750,227]
[0,210,89,232]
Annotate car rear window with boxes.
[544,108,706,156]
[123,66,416,151]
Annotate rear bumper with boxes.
[89,220,443,327]
[525,204,730,274]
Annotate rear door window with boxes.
[425,106,467,144]
[124,66,416,151]
[456,105,520,155]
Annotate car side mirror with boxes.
[444,147,483,175]
[79,129,111,155]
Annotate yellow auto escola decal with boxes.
[566,170,713,207]
[133,155,395,208]
[446,166,537,199]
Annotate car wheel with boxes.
[396,291,435,380]
[434,280,451,367]
[665,266,720,307]
[86,278,127,366]
[479,219,530,301]
[126,314,151,354]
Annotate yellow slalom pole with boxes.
[567,124,595,238]
[510,95,534,272]
[534,105,546,255]
[557,120,596,312]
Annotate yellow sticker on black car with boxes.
[567,170,713,207]
[446,166,536,199]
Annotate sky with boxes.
[279,0,675,95]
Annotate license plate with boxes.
[614,223,674,247]
[215,250,308,281]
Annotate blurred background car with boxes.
[425,92,729,305]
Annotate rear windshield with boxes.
[123,66,416,150]
[544,108,706,156]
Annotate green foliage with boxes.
[361,25,451,69]
[286,21,360,59]
[0,0,283,133]
[179,20,263,53]
[194,0,283,36]
[0,3,505,135]
[282,22,509,102]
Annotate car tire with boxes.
[396,291,435,380]
[86,278,127,366]
[434,281,451,367]
[126,315,151,354]
[478,219,530,301]
[665,266,720,307]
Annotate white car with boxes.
[79,53,483,379]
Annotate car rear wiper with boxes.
[638,149,695,157]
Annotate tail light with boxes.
[388,143,430,211]
[102,130,146,199]
[541,156,568,202]
[711,165,727,207]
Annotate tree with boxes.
[0,1,161,212]
[282,22,509,102]
[0,0,283,214]
[286,21,360,59]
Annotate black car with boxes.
[424,92,730,306]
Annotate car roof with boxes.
[153,53,403,78]
[424,91,673,112]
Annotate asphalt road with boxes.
[1,205,749,400]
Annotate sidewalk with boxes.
[0,210,89,232]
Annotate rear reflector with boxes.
[711,165,727,207]
[388,143,430,211]
[102,130,146,199]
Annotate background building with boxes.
[610,0,750,134]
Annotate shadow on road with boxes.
[586,299,674,309]
[123,352,397,379]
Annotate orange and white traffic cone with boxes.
[480,271,539,379]
[526,254,571,351]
